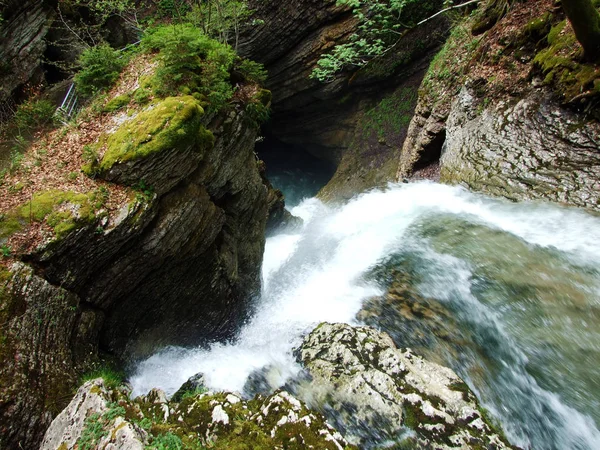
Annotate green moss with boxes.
[533,19,600,102]
[421,23,482,101]
[90,96,211,174]
[0,190,99,242]
[255,89,272,107]
[103,94,131,113]
[362,87,418,140]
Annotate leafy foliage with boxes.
[141,24,236,111]
[74,44,127,98]
[311,0,435,82]
[147,432,185,450]
[13,99,56,132]
[184,0,252,49]
[237,59,268,84]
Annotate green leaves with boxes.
[311,0,421,82]
[74,44,127,97]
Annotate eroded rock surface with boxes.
[298,323,514,449]
[441,87,600,208]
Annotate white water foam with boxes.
[130,182,600,448]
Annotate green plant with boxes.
[311,0,438,82]
[236,59,268,84]
[142,24,236,111]
[185,0,251,49]
[147,432,184,450]
[134,179,154,202]
[0,245,11,258]
[157,0,190,18]
[77,402,126,450]
[82,145,99,166]
[13,98,56,132]
[74,43,127,97]
[81,367,124,389]
[78,412,106,450]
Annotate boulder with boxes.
[298,323,515,449]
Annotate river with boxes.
[130,181,600,450]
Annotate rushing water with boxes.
[131,182,600,450]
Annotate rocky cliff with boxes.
[399,0,600,209]
[241,0,450,199]
[0,53,272,449]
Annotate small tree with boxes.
[561,0,600,61]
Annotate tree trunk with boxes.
[562,0,600,61]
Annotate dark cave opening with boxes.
[256,134,336,208]
[409,130,445,180]
[413,130,445,172]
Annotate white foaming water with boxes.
[130,182,600,448]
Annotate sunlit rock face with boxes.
[298,323,515,449]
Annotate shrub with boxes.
[74,43,127,97]
[236,59,268,84]
[141,24,236,111]
[13,99,56,131]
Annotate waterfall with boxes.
[131,181,600,449]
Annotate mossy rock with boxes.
[88,96,213,176]
[0,190,99,242]
[103,94,131,113]
[533,20,600,103]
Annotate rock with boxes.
[0,263,101,450]
[241,0,450,198]
[24,103,269,358]
[298,323,515,449]
[40,378,147,450]
[172,389,351,449]
[1,76,271,449]
[399,6,600,211]
[258,160,303,235]
[0,0,55,104]
[440,87,600,209]
[171,373,207,403]
[44,378,353,450]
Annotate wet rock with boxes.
[44,378,352,450]
[171,373,207,403]
[298,322,515,449]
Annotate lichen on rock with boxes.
[297,322,515,449]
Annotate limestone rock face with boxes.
[440,87,600,209]
[0,0,55,104]
[298,323,515,449]
[0,263,102,450]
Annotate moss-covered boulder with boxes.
[88,96,215,195]
[298,323,516,449]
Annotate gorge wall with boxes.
[0,61,273,448]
